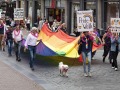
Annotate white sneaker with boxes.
[115,68,118,71]
[112,67,115,69]
[84,73,88,77]
[88,72,92,77]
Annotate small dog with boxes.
[58,62,69,77]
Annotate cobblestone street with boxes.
[0,49,120,90]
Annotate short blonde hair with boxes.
[31,27,38,31]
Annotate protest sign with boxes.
[14,8,24,20]
[111,18,120,33]
[77,10,93,32]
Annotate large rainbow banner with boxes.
[22,24,102,63]
[37,24,80,58]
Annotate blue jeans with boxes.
[82,51,92,73]
[28,46,36,68]
[14,41,22,59]
[7,40,13,56]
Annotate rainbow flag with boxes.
[37,24,80,58]
[22,24,103,63]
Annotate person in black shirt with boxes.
[102,29,112,63]
[5,26,13,56]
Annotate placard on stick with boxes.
[77,10,93,32]
[111,18,120,33]
[14,8,24,20]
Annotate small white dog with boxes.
[58,62,69,77]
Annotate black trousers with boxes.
[103,45,110,58]
[110,51,118,68]
[92,51,96,58]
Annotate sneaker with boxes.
[84,73,88,77]
[103,57,105,63]
[31,67,34,71]
[112,67,115,69]
[16,58,18,61]
[88,72,92,77]
[18,58,21,62]
[115,68,118,71]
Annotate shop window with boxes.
[45,0,50,7]
[47,8,64,26]
[84,1,96,25]
[104,2,119,27]
[56,0,61,7]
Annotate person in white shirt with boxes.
[25,17,31,31]
[52,19,58,32]
[12,25,23,61]
[38,18,44,32]
[10,19,15,27]
[24,27,38,71]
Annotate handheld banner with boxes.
[14,8,24,20]
[77,10,93,32]
[111,18,120,33]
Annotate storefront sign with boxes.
[14,8,24,20]
[77,10,93,32]
[111,18,120,33]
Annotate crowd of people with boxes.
[78,27,120,77]
[0,16,68,71]
[0,16,120,74]
[38,18,67,33]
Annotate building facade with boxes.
[15,0,120,35]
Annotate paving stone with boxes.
[1,46,120,90]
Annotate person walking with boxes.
[90,28,102,59]
[24,27,38,71]
[5,26,13,56]
[102,28,112,63]
[78,31,94,77]
[12,25,23,61]
[25,17,31,30]
[110,33,119,71]
[38,18,44,32]
[0,20,8,51]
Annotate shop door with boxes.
[104,2,119,29]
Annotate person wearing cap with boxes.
[24,27,39,71]
[12,25,23,61]
[5,25,13,56]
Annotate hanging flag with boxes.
[51,0,56,8]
